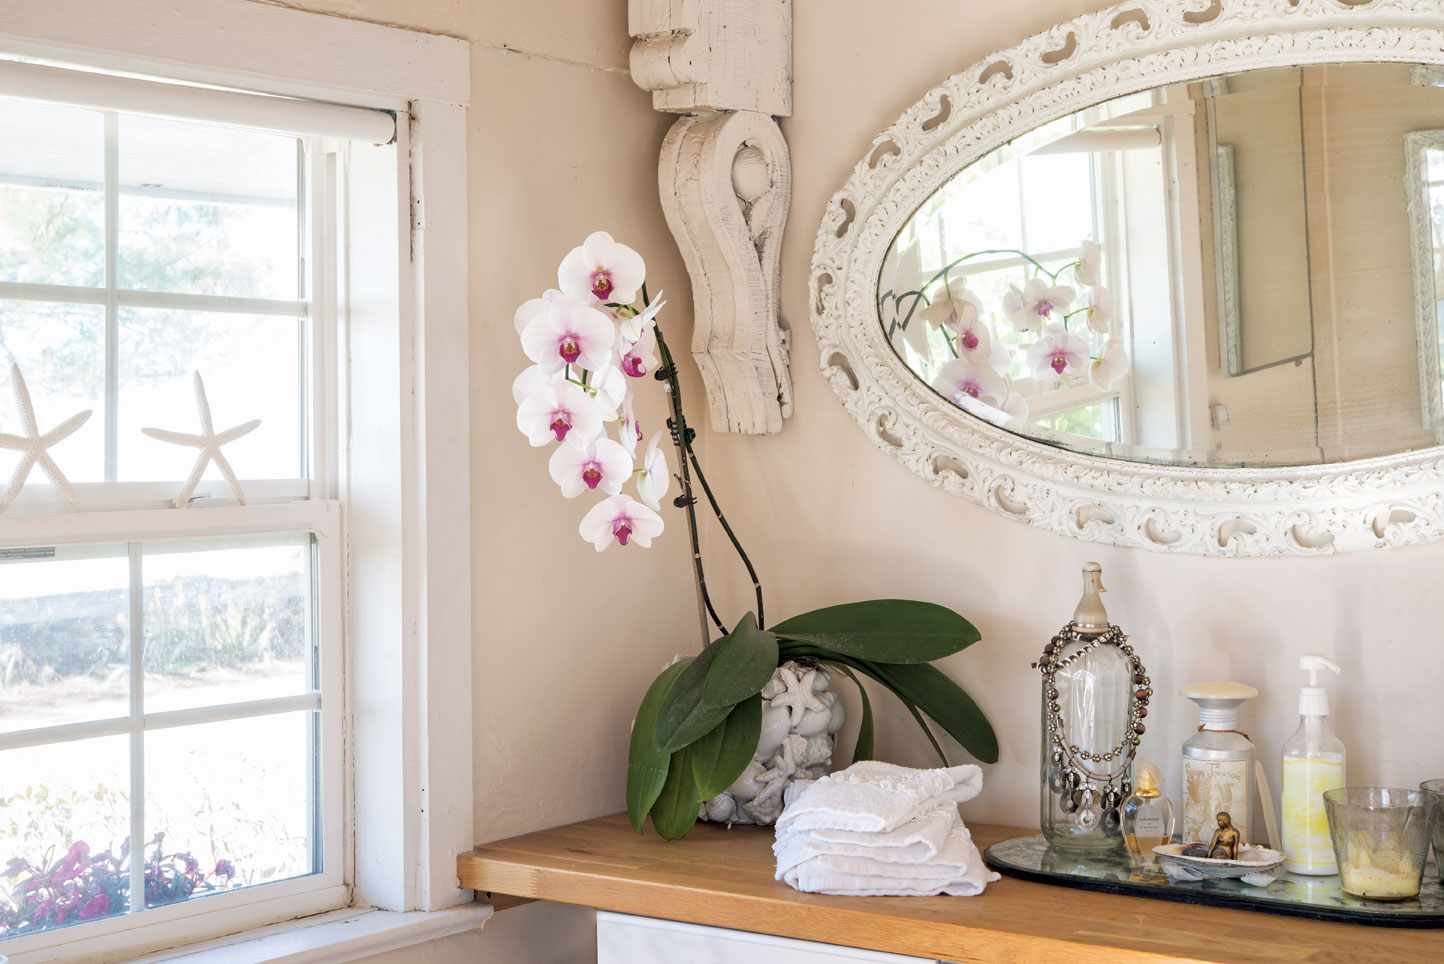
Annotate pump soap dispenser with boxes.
[1282,654,1345,875]
[1181,681,1258,846]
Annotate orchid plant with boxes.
[513,234,998,840]
[884,239,1132,424]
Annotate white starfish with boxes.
[141,372,260,508]
[769,667,830,728]
[0,364,92,513]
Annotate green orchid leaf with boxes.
[650,745,701,840]
[833,665,874,763]
[700,612,778,710]
[691,693,763,800]
[771,600,980,664]
[626,659,692,833]
[865,660,998,764]
[653,638,735,754]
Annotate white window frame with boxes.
[0,1,473,961]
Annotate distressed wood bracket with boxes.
[629,0,794,434]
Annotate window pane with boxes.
[117,116,299,300]
[1021,153,1095,252]
[1034,398,1121,442]
[0,548,129,732]
[0,97,104,287]
[0,300,106,484]
[118,308,303,482]
[0,735,131,939]
[143,537,312,714]
[145,711,315,906]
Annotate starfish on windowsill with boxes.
[0,363,92,514]
[142,371,260,508]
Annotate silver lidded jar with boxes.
[1038,563,1151,854]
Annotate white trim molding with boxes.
[809,0,1444,557]
[0,2,473,962]
[630,0,794,434]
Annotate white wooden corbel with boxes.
[629,0,794,434]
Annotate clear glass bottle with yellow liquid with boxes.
[1121,761,1174,865]
[1281,654,1345,875]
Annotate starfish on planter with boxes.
[141,372,260,508]
[768,667,830,728]
[0,364,92,514]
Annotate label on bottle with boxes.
[1282,755,1343,872]
[1132,812,1168,837]
[1183,758,1250,845]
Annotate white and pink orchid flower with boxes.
[635,431,671,511]
[1085,285,1114,334]
[578,494,664,551]
[619,325,659,379]
[1001,392,1030,421]
[930,357,1008,409]
[913,282,989,359]
[513,288,569,336]
[889,240,931,301]
[619,292,664,345]
[1075,239,1101,286]
[516,380,604,448]
[1026,323,1089,380]
[590,361,628,418]
[619,391,643,458]
[559,231,646,305]
[511,364,553,406]
[1003,278,1075,333]
[1088,337,1131,391]
[549,436,633,498]
[521,298,615,374]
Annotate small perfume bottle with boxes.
[1122,761,1174,864]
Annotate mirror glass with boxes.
[879,63,1444,467]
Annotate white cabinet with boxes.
[596,912,939,964]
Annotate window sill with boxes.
[124,903,493,964]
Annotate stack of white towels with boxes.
[772,760,1000,897]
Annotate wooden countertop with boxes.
[457,813,1441,963]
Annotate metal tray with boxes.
[984,835,1444,928]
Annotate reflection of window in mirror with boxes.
[880,88,1200,454]
[1404,128,1444,434]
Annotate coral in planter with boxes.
[700,660,846,826]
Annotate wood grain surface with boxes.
[457,813,1442,964]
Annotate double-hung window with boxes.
[0,64,392,955]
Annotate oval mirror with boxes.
[879,62,1444,468]
[812,2,1444,555]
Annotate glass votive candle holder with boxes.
[1421,779,1444,882]
[1323,787,1436,901]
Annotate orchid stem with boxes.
[644,286,727,646]
[680,436,764,631]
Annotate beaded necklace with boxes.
[1037,621,1152,834]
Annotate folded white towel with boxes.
[778,819,999,897]
[773,804,956,869]
[772,761,999,898]
[776,760,984,834]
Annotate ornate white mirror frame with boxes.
[809,0,1444,557]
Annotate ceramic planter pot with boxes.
[698,660,846,826]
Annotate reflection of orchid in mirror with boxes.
[1003,278,1075,333]
[883,236,1130,428]
[1088,338,1131,391]
[1027,323,1089,378]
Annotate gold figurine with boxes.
[1205,811,1242,861]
